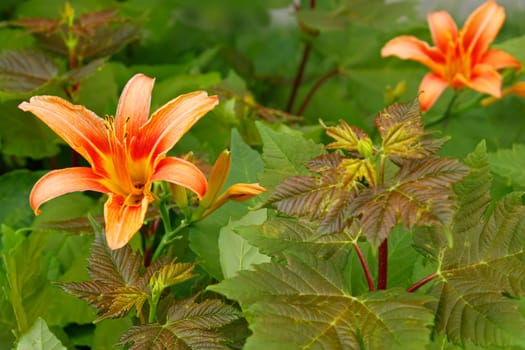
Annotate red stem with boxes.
[296,67,340,115]
[406,272,439,293]
[377,239,388,290]
[353,242,375,291]
[286,43,312,113]
[285,0,317,113]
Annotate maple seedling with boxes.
[266,99,469,290]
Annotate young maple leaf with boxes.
[61,228,196,323]
[375,99,446,159]
[118,297,239,350]
[267,99,467,248]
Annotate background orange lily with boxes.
[381,0,521,111]
[19,73,218,249]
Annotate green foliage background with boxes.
[0,0,524,349]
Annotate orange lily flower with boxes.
[381,0,521,111]
[19,73,218,249]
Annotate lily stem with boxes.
[353,242,375,291]
[426,91,459,128]
[377,239,388,290]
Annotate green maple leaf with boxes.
[210,253,434,350]
[415,142,525,347]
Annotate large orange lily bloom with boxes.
[381,0,521,111]
[19,74,218,249]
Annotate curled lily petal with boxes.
[104,194,151,250]
[419,73,449,112]
[428,11,457,52]
[115,73,155,142]
[18,96,109,168]
[132,91,219,162]
[152,157,208,198]
[381,36,444,73]
[482,49,522,70]
[463,0,504,59]
[462,64,502,97]
[30,167,109,214]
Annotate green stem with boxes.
[151,221,189,262]
[426,92,459,128]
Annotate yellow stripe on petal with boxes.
[104,193,150,250]
[132,91,218,162]
[30,167,109,214]
[115,73,155,143]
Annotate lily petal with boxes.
[132,91,219,162]
[481,48,522,70]
[115,73,155,143]
[428,10,458,52]
[152,157,208,198]
[381,36,444,73]
[460,64,502,97]
[18,96,109,168]
[104,194,149,249]
[418,72,449,111]
[463,0,504,61]
[30,167,109,214]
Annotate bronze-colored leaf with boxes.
[0,49,58,93]
[119,297,239,350]
[356,157,469,247]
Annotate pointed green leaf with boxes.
[257,122,324,190]
[211,254,433,350]
[237,216,354,261]
[15,318,66,350]
[218,209,270,279]
[488,143,525,188]
[416,142,525,347]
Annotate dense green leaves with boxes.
[2,1,525,349]
[211,253,434,350]
[415,142,525,347]
[489,143,525,188]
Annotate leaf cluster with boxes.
[267,99,469,248]
[61,227,239,349]
[210,137,525,349]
